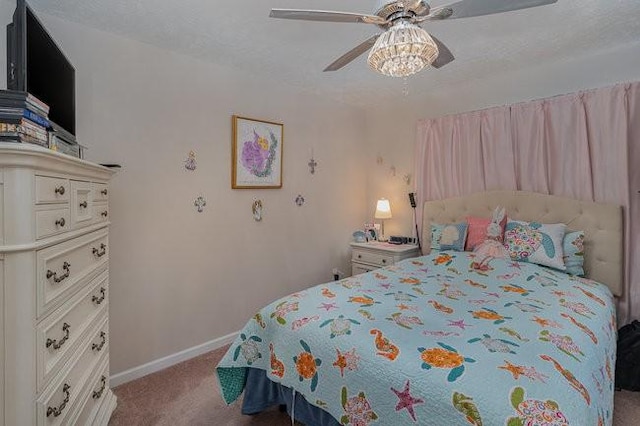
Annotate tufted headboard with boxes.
[422,190,624,297]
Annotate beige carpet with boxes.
[110,346,640,425]
[109,347,293,426]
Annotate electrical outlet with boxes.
[332,268,343,281]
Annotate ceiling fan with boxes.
[269,0,558,77]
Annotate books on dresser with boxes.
[0,90,83,157]
[0,89,50,115]
[0,90,51,146]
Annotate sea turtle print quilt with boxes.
[216,251,616,425]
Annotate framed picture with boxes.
[232,115,284,189]
[364,223,379,241]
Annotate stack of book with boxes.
[0,90,82,158]
[0,90,51,147]
[49,122,81,158]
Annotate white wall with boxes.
[24,14,368,375]
[365,41,640,239]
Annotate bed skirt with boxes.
[242,367,340,426]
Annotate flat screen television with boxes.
[6,0,75,136]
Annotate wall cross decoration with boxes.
[308,158,318,174]
[194,196,206,213]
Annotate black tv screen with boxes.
[7,0,75,136]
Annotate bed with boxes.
[216,190,622,426]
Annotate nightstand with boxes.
[350,242,421,276]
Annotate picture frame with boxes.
[364,223,378,241]
[232,115,284,189]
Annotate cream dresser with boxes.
[0,143,116,425]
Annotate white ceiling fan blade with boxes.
[428,0,557,20]
[269,9,387,25]
[429,35,455,69]
[324,35,381,72]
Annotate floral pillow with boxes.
[563,231,585,276]
[465,215,507,251]
[430,224,445,250]
[439,222,468,252]
[503,220,567,270]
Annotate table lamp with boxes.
[374,198,392,242]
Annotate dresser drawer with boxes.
[351,249,394,267]
[74,358,109,426]
[71,180,93,229]
[36,208,71,240]
[93,203,109,225]
[37,230,109,318]
[93,183,109,202]
[35,176,70,204]
[37,271,108,390]
[37,319,107,426]
[352,263,377,276]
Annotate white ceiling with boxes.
[29,0,640,107]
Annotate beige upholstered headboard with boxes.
[422,191,623,297]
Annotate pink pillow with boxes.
[465,215,507,251]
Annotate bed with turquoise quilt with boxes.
[216,191,623,426]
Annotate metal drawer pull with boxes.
[101,210,108,218]
[46,383,71,417]
[54,186,65,195]
[79,201,88,209]
[92,243,107,258]
[92,287,106,305]
[101,189,108,196]
[92,376,107,399]
[92,332,106,352]
[55,217,66,227]
[46,323,70,350]
[47,262,71,283]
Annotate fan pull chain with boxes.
[402,76,410,96]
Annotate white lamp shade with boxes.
[375,198,392,219]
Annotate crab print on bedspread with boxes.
[216,251,616,426]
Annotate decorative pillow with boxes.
[431,222,469,252]
[563,231,585,276]
[465,215,507,251]
[503,220,567,270]
[439,222,468,252]
[430,224,445,250]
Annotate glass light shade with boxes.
[367,21,439,78]
[375,198,393,219]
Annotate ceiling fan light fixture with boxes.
[367,21,439,77]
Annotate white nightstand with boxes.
[350,242,421,276]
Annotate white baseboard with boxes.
[109,331,238,388]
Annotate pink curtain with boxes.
[415,82,639,324]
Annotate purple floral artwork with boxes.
[233,116,283,189]
[241,130,277,178]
